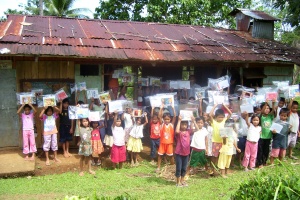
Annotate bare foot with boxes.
[63,153,68,158]
[221,175,228,178]
[29,156,35,161]
[68,152,72,157]
[45,160,50,166]
[24,156,29,161]
[89,170,95,175]
[54,158,61,163]
[79,171,84,176]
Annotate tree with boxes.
[44,0,91,18]
[273,0,300,27]
[94,0,252,28]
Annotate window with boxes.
[80,64,99,76]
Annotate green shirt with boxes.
[261,114,274,139]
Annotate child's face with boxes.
[278,101,285,108]
[82,119,89,127]
[126,108,132,114]
[163,116,171,124]
[252,117,260,126]
[115,120,122,127]
[203,113,209,121]
[24,107,31,115]
[109,113,114,119]
[263,106,270,115]
[279,113,288,121]
[196,120,204,129]
[46,109,53,116]
[63,102,69,109]
[94,99,100,105]
[92,122,98,128]
[136,118,142,125]
[216,115,225,123]
[291,105,298,113]
[152,116,158,124]
[180,121,188,130]
[255,108,261,115]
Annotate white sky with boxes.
[0,0,100,18]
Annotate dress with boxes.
[218,128,235,169]
[127,125,144,152]
[78,127,92,156]
[91,129,104,157]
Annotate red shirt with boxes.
[160,123,174,144]
[91,129,100,141]
[175,129,192,156]
[150,122,161,139]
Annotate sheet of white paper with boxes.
[270,122,283,134]
[217,79,229,90]
[87,89,99,99]
[213,95,225,105]
[169,81,178,89]
[89,111,100,121]
[149,96,161,107]
[108,100,125,112]
[178,81,190,89]
[180,110,193,121]
[240,104,254,113]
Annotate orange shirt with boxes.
[160,123,174,144]
[150,122,161,139]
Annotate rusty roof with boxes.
[0,15,299,65]
[229,8,280,21]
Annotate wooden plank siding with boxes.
[16,60,75,148]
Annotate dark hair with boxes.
[279,97,285,102]
[254,106,261,112]
[260,102,272,112]
[77,100,84,105]
[292,101,299,106]
[163,113,171,119]
[250,114,260,126]
[23,104,31,110]
[196,116,205,123]
[152,113,158,119]
[189,97,195,101]
[62,98,69,104]
[279,108,289,115]
[215,109,225,117]
[45,106,54,115]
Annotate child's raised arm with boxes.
[39,106,47,118]
[89,97,94,110]
[17,104,25,114]
[288,98,294,110]
[83,91,87,104]
[158,105,163,120]
[243,111,251,128]
[28,103,37,114]
[53,106,60,114]
[112,111,118,127]
[223,103,232,119]
[143,112,148,126]
[199,98,203,116]
[175,115,182,134]
[191,116,199,132]
[270,100,276,116]
[171,106,176,125]
[59,100,63,114]
[209,104,218,122]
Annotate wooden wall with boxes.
[15,60,75,148]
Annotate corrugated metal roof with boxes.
[229,8,280,21]
[0,14,299,65]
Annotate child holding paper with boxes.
[17,103,37,161]
[91,121,104,166]
[122,107,134,143]
[150,106,162,164]
[257,101,275,168]
[274,97,286,121]
[127,113,148,166]
[287,100,300,160]
[104,103,114,158]
[209,103,232,175]
[270,108,290,165]
[89,97,106,143]
[40,106,61,166]
[156,105,176,173]
[59,98,74,158]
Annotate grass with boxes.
[0,146,300,200]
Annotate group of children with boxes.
[18,90,300,184]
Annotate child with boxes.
[209,103,232,174]
[111,111,126,169]
[127,113,148,166]
[104,103,114,157]
[91,121,104,166]
[257,101,275,168]
[89,97,106,143]
[17,103,37,161]
[218,119,241,178]
[189,116,213,175]
[242,113,261,171]
[59,98,74,158]
[174,115,194,187]
[237,112,249,166]
[274,97,286,121]
[39,106,61,166]
[150,106,162,164]
[287,100,299,160]
[156,105,176,172]
[78,118,95,176]
[270,108,290,164]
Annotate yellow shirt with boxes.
[211,119,226,143]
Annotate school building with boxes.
[0,8,299,148]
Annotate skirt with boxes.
[104,135,114,147]
[91,140,104,157]
[127,136,143,152]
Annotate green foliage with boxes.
[273,0,300,27]
[281,27,300,47]
[231,165,300,200]
[64,193,136,200]
[95,0,252,27]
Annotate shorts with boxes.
[212,142,222,157]
[271,148,286,158]
[127,137,143,152]
[111,144,126,163]
[288,133,297,148]
[218,153,232,169]
[43,134,58,151]
[59,124,73,143]
[190,149,207,167]
[158,143,173,156]
[237,136,247,153]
